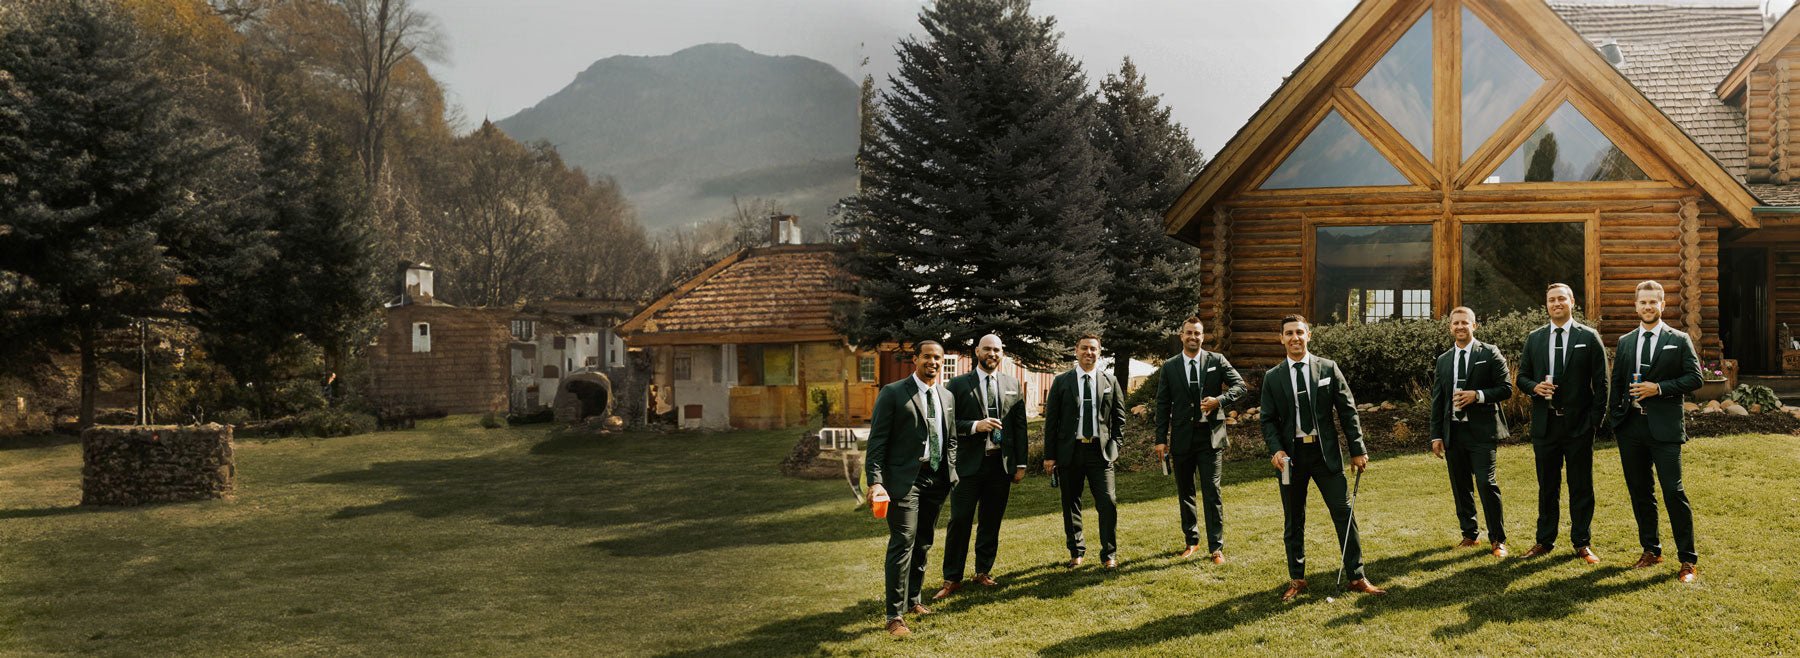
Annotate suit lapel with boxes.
[909,378,929,428]
[1648,329,1677,374]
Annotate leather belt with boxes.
[985,448,1002,455]
[1078,436,1099,444]
[1298,435,1317,444]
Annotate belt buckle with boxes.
[1300,435,1317,444]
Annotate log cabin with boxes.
[1165,0,1800,374]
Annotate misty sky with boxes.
[415,0,1789,158]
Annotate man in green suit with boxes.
[866,340,958,637]
[1515,283,1608,563]
[1607,280,1702,583]
[934,334,1029,599]
[1261,314,1385,602]
[1153,316,1247,563]
[1429,306,1513,558]
[1043,334,1128,569]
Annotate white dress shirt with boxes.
[911,373,947,456]
[1285,354,1313,438]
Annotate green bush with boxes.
[1309,308,1570,407]
[1725,384,1782,410]
[295,408,376,437]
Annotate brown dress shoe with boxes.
[1177,545,1200,559]
[1103,558,1119,569]
[1345,578,1388,595]
[1575,546,1600,564]
[1210,551,1226,565]
[971,573,998,587]
[886,618,911,637]
[1067,557,1084,568]
[1455,538,1480,548]
[1631,552,1664,569]
[1521,544,1552,559]
[1281,579,1308,602]
[932,580,962,600]
[909,603,932,616]
[1491,542,1509,558]
[1677,562,1698,583]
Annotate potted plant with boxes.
[1695,360,1730,402]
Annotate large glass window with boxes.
[1315,225,1434,324]
[1261,110,1410,190]
[1486,102,1648,183]
[1461,222,1586,316]
[1462,7,1542,161]
[1355,9,1433,158]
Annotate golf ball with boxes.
[1326,596,1335,602]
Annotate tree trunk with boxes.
[79,323,97,429]
[1113,356,1132,406]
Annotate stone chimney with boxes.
[768,214,803,245]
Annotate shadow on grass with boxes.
[1034,546,1482,657]
[308,430,889,554]
[652,598,884,658]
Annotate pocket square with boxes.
[1573,343,1588,349]
[1474,360,1489,365]
[1004,389,1017,395]
[1207,366,1218,372]
[1662,345,1677,350]
[1318,377,1332,386]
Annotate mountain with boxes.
[496,43,860,234]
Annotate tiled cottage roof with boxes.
[1551,2,1764,181]
[619,245,854,343]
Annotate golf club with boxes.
[1335,467,1363,591]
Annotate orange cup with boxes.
[871,490,891,519]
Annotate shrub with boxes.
[507,408,555,425]
[294,408,376,437]
[1309,308,1567,406]
[1725,384,1781,410]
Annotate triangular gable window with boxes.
[1486,101,1648,183]
[1354,9,1433,159]
[1260,110,1409,190]
[1461,7,1543,161]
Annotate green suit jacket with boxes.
[865,377,959,490]
[1043,367,1127,464]
[1607,326,1702,443]
[946,369,1029,477]
[1154,350,1247,454]
[1515,321,1609,441]
[1429,340,1513,446]
[1259,355,1367,473]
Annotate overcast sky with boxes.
[415,0,1790,157]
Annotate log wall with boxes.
[1746,47,1800,184]
[1212,186,1723,367]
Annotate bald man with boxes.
[935,334,1030,598]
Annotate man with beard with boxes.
[1515,283,1607,563]
[935,334,1029,599]
[1153,317,1247,563]
[1261,314,1386,602]
[1044,334,1128,569]
[867,340,958,636]
[1607,280,1702,583]
[1429,306,1514,558]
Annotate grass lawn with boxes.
[2,418,1797,656]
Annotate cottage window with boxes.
[674,355,693,381]
[412,322,431,353]
[858,356,877,383]
[542,364,560,378]
[1487,102,1647,183]
[553,336,566,350]
[1354,8,1432,158]
[511,320,534,341]
[1314,224,1433,324]
[1461,221,1586,315]
[1260,110,1409,190]
[1462,6,1544,160]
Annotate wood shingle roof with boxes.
[617,244,854,346]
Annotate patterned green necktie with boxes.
[926,387,941,470]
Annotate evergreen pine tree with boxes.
[1093,58,1207,386]
[838,0,1106,369]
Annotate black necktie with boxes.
[1082,374,1096,438]
[925,387,941,470]
[1456,348,1469,390]
[1188,358,1202,412]
[1293,362,1315,436]
[1551,327,1564,380]
[1638,330,1654,376]
[985,375,1001,445]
